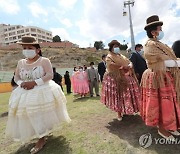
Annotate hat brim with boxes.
[108,41,120,47]
[17,42,39,45]
[144,21,163,30]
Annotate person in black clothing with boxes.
[98,54,107,82]
[172,40,180,58]
[52,67,63,91]
[64,71,71,94]
[83,65,87,71]
[11,73,18,90]
[129,44,147,83]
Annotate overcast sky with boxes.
[0,0,180,48]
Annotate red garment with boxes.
[141,71,180,131]
[101,74,140,115]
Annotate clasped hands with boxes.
[20,81,37,90]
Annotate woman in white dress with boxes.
[5,36,71,154]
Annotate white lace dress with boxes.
[6,57,71,142]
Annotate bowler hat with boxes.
[144,15,163,30]
[17,36,39,45]
[108,40,120,47]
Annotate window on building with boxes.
[5,38,8,41]
[37,29,41,33]
[31,34,37,36]
[17,30,21,34]
[18,36,21,39]
[31,28,36,32]
[12,27,15,30]
[17,26,20,29]
[13,36,16,40]
[26,29,29,32]
[21,30,24,33]
[8,27,11,31]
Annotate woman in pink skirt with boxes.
[101,40,140,121]
[72,66,89,97]
[141,15,180,140]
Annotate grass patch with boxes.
[0,89,180,154]
[0,92,11,115]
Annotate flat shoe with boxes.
[117,117,122,121]
[30,140,46,154]
[158,130,175,142]
[169,130,180,136]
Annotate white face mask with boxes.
[79,69,83,72]
[22,49,37,59]
[139,49,144,55]
[113,47,120,54]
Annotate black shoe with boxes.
[96,94,100,97]
[90,95,93,97]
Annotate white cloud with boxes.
[61,18,72,28]
[28,2,48,18]
[57,0,78,9]
[0,0,20,14]
[70,38,90,48]
[76,0,180,47]
[50,28,70,41]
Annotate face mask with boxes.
[157,31,164,40]
[22,50,37,59]
[139,49,144,55]
[79,69,83,72]
[113,47,120,54]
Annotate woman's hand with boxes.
[21,81,37,90]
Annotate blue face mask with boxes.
[157,31,164,40]
[113,47,120,54]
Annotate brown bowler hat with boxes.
[108,40,120,47]
[144,15,163,30]
[17,36,39,45]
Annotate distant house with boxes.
[40,41,78,48]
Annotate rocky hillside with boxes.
[0,47,129,70]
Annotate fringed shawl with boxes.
[142,38,180,102]
[106,52,138,94]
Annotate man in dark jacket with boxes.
[52,67,63,91]
[64,71,71,94]
[129,44,147,83]
[98,54,107,82]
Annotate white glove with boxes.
[164,60,180,67]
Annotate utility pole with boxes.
[123,0,135,52]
